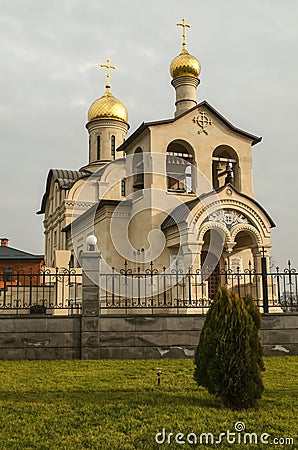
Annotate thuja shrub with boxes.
[194,287,265,410]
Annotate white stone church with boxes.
[38,19,274,283]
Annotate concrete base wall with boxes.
[0,314,297,359]
[81,313,298,359]
[0,316,81,359]
[261,314,298,356]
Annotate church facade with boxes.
[38,20,274,286]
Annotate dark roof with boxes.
[37,169,91,215]
[0,246,44,261]
[161,184,275,230]
[117,100,262,153]
[161,198,202,231]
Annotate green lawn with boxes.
[0,357,297,450]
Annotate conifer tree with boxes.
[194,287,264,409]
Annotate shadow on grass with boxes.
[0,388,222,410]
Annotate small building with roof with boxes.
[0,238,44,288]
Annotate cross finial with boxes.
[98,58,117,89]
[177,17,191,51]
[261,247,267,258]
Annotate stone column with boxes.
[251,247,264,311]
[80,251,100,359]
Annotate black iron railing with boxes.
[96,260,298,313]
[0,262,297,314]
[0,268,82,314]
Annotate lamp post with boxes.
[86,234,97,252]
[156,368,162,386]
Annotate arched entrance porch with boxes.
[197,222,269,301]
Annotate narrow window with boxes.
[97,135,101,160]
[111,135,115,159]
[121,179,126,196]
[132,148,144,190]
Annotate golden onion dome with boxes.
[88,87,128,123]
[170,48,201,80]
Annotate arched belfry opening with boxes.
[212,145,240,190]
[132,147,144,190]
[166,141,195,193]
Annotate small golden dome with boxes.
[170,48,201,80]
[88,88,128,123]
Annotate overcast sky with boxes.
[0,0,297,269]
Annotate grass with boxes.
[0,357,297,450]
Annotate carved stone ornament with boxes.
[192,111,212,135]
[205,209,250,230]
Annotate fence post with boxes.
[261,248,269,313]
[80,250,100,360]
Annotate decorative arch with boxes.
[192,198,269,237]
[68,179,86,201]
[230,223,262,246]
[167,139,195,158]
[198,221,232,244]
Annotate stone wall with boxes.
[0,313,297,360]
[0,316,81,359]
[81,313,298,359]
[261,314,298,356]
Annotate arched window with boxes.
[212,146,240,190]
[97,135,101,160]
[121,179,126,196]
[111,135,115,159]
[132,148,144,190]
[166,141,194,193]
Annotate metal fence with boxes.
[97,261,298,313]
[0,268,82,315]
[0,261,297,315]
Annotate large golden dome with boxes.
[170,48,201,80]
[88,87,128,123]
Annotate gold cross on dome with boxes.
[99,58,117,88]
[177,17,191,50]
